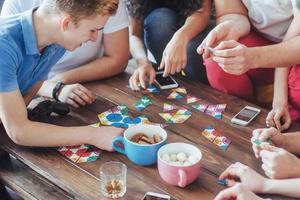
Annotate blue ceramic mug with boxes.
[112,124,167,166]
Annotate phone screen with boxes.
[235,108,259,122]
[155,73,176,86]
[143,194,169,200]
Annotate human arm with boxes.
[197,0,250,58]
[159,0,212,77]
[51,27,129,84]
[0,89,123,151]
[266,67,291,131]
[208,3,300,75]
[128,17,156,90]
[219,162,300,198]
[37,81,95,108]
[214,184,264,200]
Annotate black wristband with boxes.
[52,82,64,101]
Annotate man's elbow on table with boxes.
[5,120,33,146]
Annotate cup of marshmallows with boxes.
[157,143,202,187]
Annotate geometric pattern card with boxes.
[163,102,179,112]
[192,104,208,112]
[133,96,152,111]
[213,135,231,151]
[180,70,187,77]
[142,85,160,94]
[206,104,227,113]
[186,95,201,104]
[201,126,231,151]
[176,108,192,115]
[217,179,228,186]
[201,126,218,142]
[159,112,191,124]
[76,149,102,163]
[172,87,187,95]
[58,144,89,163]
[98,105,130,128]
[90,122,101,127]
[167,91,184,99]
[205,104,227,119]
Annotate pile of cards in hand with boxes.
[130,133,162,145]
[201,126,231,151]
[161,152,197,167]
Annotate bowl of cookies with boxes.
[112,124,167,166]
[157,143,202,187]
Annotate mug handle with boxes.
[178,169,187,188]
[112,136,126,155]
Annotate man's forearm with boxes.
[54,55,128,84]
[175,0,211,41]
[282,132,300,154]
[272,68,289,107]
[263,178,300,197]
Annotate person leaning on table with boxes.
[0,0,123,150]
[1,0,129,108]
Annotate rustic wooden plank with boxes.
[0,155,73,200]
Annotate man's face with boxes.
[61,14,109,51]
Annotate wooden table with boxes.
[0,72,297,200]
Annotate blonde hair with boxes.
[43,0,118,23]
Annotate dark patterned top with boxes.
[124,0,203,19]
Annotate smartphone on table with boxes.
[154,71,178,90]
[231,106,261,126]
[142,192,171,200]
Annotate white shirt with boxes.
[1,0,129,78]
[242,0,296,42]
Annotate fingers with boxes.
[273,110,283,131]
[139,70,146,89]
[149,69,156,85]
[281,114,292,131]
[129,71,141,91]
[266,110,276,128]
[214,184,243,200]
[219,162,244,180]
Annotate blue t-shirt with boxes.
[0,8,65,94]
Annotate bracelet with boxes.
[52,82,64,101]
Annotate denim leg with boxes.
[0,0,4,12]
[184,20,215,84]
[144,8,182,69]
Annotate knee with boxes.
[144,8,178,39]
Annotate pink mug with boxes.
[157,143,202,187]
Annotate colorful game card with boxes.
[163,103,179,112]
[192,104,208,112]
[201,126,231,151]
[167,91,184,99]
[186,95,201,104]
[172,87,187,94]
[142,85,160,94]
[133,96,152,111]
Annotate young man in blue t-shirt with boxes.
[0,0,124,150]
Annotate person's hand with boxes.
[214,184,265,200]
[159,33,188,77]
[210,40,253,75]
[197,21,241,59]
[58,83,95,108]
[129,60,156,90]
[260,144,300,179]
[219,162,267,193]
[266,106,291,131]
[251,128,284,158]
[92,126,124,152]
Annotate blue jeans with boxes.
[0,0,4,12]
[144,8,214,84]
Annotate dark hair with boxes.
[125,0,203,19]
